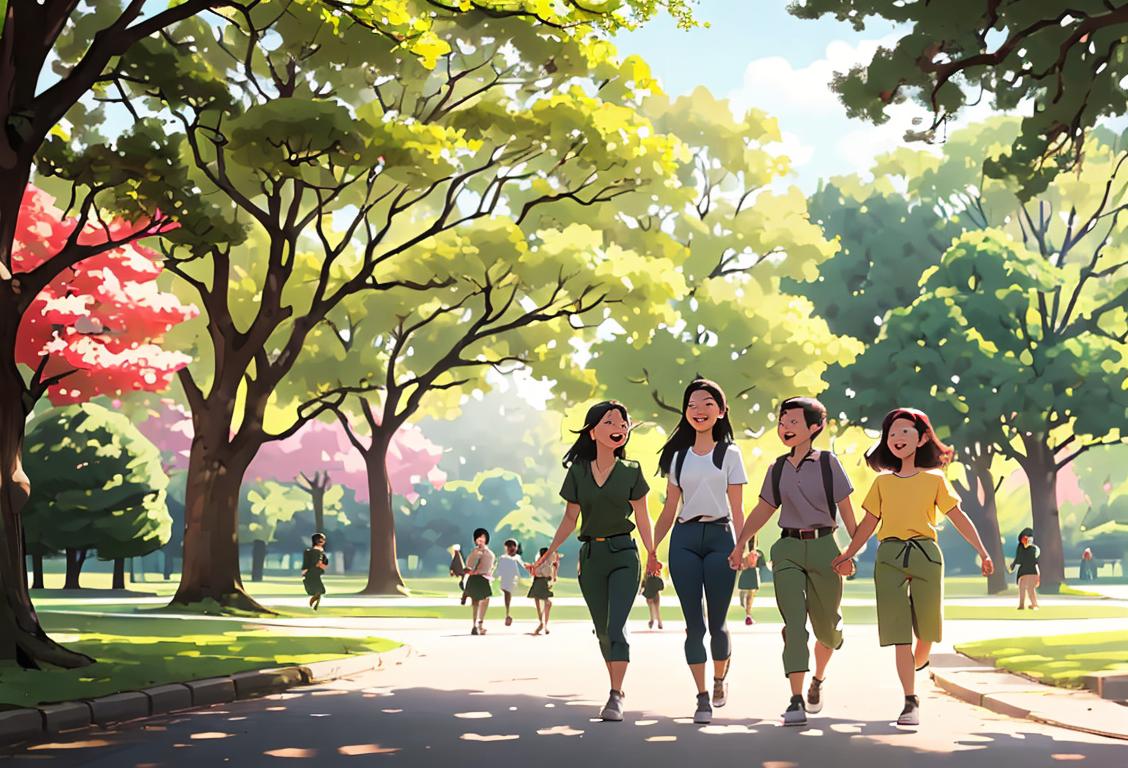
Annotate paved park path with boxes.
[6,614,1127,767]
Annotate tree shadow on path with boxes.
[3,680,1126,767]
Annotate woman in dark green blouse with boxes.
[532,401,658,723]
[301,533,329,611]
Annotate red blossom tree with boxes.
[15,186,196,404]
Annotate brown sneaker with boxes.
[806,677,824,714]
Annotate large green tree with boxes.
[22,403,172,592]
[791,0,1128,195]
[588,88,860,431]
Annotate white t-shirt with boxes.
[496,554,523,590]
[675,443,748,522]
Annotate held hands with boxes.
[645,550,664,577]
[981,555,995,577]
[530,553,549,573]
[831,554,856,577]
[727,546,744,571]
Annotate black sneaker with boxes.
[600,689,625,722]
[897,695,920,726]
[693,692,712,724]
[783,694,807,726]
[806,676,823,714]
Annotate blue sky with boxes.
[613,0,918,189]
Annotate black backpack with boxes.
[674,442,730,487]
[770,450,838,520]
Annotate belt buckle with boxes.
[799,529,816,540]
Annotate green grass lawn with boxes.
[0,614,398,709]
[956,631,1128,690]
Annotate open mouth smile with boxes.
[610,433,625,443]
[783,432,796,440]
[692,416,709,424]
[894,443,907,451]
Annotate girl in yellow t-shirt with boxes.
[832,407,994,727]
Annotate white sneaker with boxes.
[897,696,920,726]
[693,692,712,724]
[805,676,824,714]
[600,690,624,722]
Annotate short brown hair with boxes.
[865,408,954,472]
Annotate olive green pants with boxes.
[875,538,944,647]
[578,536,641,663]
[771,534,844,676]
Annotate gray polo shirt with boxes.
[759,449,853,530]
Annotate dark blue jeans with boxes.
[669,520,737,665]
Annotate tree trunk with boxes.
[0,302,92,667]
[361,432,408,595]
[341,542,356,573]
[1021,434,1065,593]
[954,457,1007,594]
[171,437,268,612]
[30,552,44,590]
[63,548,87,590]
[251,539,267,582]
[312,486,325,534]
[112,558,126,590]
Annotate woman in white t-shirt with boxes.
[651,378,747,726]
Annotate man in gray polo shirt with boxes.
[730,397,858,726]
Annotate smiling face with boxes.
[777,407,821,450]
[589,407,629,453]
[685,388,724,434]
[886,417,928,464]
[474,532,487,547]
[505,542,518,556]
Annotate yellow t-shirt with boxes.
[861,470,961,541]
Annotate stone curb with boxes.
[0,646,407,749]
[931,656,1128,742]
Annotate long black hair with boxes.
[657,378,735,477]
[562,400,632,467]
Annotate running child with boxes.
[464,528,496,635]
[526,547,559,635]
[641,569,665,630]
[301,533,329,611]
[737,536,765,625]
[497,538,526,626]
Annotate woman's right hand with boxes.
[531,553,549,573]
[831,554,853,575]
[728,546,744,571]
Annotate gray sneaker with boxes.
[897,695,920,726]
[805,676,823,714]
[783,694,807,726]
[712,677,728,708]
[600,689,625,722]
[693,692,712,724]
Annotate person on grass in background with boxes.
[464,528,496,636]
[301,533,329,611]
[832,407,995,727]
[497,538,526,627]
[1079,547,1096,581]
[729,396,858,727]
[1010,527,1040,610]
[651,379,746,725]
[737,536,766,626]
[531,400,657,723]
[641,567,665,630]
[526,547,560,635]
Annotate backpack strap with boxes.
[674,448,688,487]
[820,450,837,521]
[770,455,788,509]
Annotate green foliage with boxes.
[790,1,1128,196]
[958,631,1128,690]
[22,403,172,560]
[239,481,310,545]
[586,87,860,433]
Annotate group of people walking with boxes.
[523,380,995,728]
[454,534,562,635]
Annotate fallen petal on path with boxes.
[264,747,317,758]
[536,725,584,736]
[460,733,520,742]
[454,711,493,719]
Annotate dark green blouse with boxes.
[559,458,650,540]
